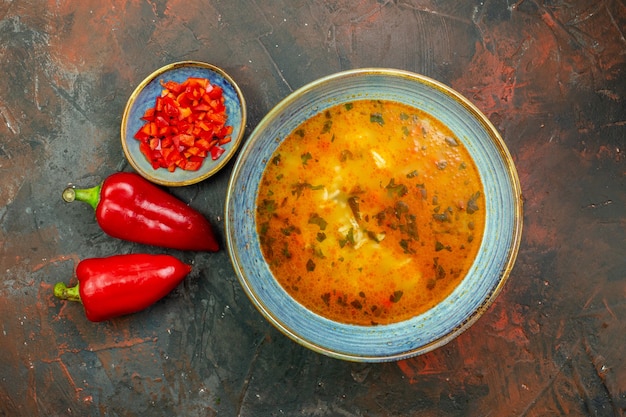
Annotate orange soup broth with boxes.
[256,100,485,325]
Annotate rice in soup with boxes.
[256,99,485,325]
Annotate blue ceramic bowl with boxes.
[225,68,523,362]
[121,61,246,186]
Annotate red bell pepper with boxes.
[134,77,232,172]
[54,254,192,322]
[62,172,219,252]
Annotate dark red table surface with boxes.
[1,1,624,416]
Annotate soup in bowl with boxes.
[226,69,522,362]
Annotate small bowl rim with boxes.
[226,68,523,362]
[121,60,247,186]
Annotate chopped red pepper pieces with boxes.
[134,77,232,172]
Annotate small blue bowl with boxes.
[121,61,246,186]
[225,68,523,362]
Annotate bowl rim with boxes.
[226,67,523,362]
[121,60,247,186]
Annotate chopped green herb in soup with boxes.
[256,100,485,325]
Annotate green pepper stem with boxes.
[62,183,102,211]
[54,282,82,303]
